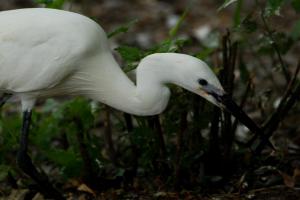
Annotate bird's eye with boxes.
[198,78,208,86]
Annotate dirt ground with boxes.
[1,0,300,199]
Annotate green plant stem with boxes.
[148,116,166,158]
[174,111,187,190]
[233,0,243,27]
[74,117,96,185]
[104,106,117,165]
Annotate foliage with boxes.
[35,0,67,9]
[264,0,285,16]
[107,19,138,39]
[0,0,300,198]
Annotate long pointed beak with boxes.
[218,93,262,134]
[203,84,262,135]
[201,84,274,151]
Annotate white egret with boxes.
[0,8,264,199]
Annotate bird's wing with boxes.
[0,8,103,93]
[0,34,78,93]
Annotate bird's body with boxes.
[0,8,112,110]
[0,8,221,115]
[0,8,266,199]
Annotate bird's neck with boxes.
[83,53,171,116]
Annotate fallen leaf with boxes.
[78,183,96,196]
[280,172,295,188]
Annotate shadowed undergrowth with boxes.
[1,0,300,199]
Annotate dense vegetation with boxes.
[1,0,300,199]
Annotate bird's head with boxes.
[173,56,227,108]
[138,53,261,136]
[174,55,260,135]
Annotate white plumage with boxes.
[0,8,223,115]
[0,8,265,199]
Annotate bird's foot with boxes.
[17,151,65,200]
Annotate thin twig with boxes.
[221,33,237,159]
[190,96,205,149]
[148,116,167,157]
[104,106,118,165]
[74,117,96,185]
[254,61,300,154]
[124,113,133,132]
[123,113,138,181]
[174,111,187,190]
[207,107,221,173]
[232,78,253,136]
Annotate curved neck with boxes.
[81,53,171,116]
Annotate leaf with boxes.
[150,39,173,53]
[148,38,190,54]
[77,184,96,195]
[62,98,94,130]
[0,165,11,181]
[264,0,285,17]
[35,0,66,9]
[46,148,82,178]
[291,20,300,40]
[280,171,295,188]
[218,0,238,11]
[293,168,300,180]
[107,19,138,38]
[115,46,143,63]
[195,48,215,60]
[292,0,300,12]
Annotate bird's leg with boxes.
[17,110,65,200]
[0,93,11,108]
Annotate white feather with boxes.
[0,8,223,115]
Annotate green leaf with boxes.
[291,20,300,40]
[218,0,238,11]
[107,19,138,38]
[292,0,300,12]
[264,0,285,17]
[0,165,11,181]
[195,48,215,60]
[61,98,94,130]
[150,39,174,53]
[149,38,190,54]
[46,148,82,178]
[35,0,66,9]
[115,46,143,62]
